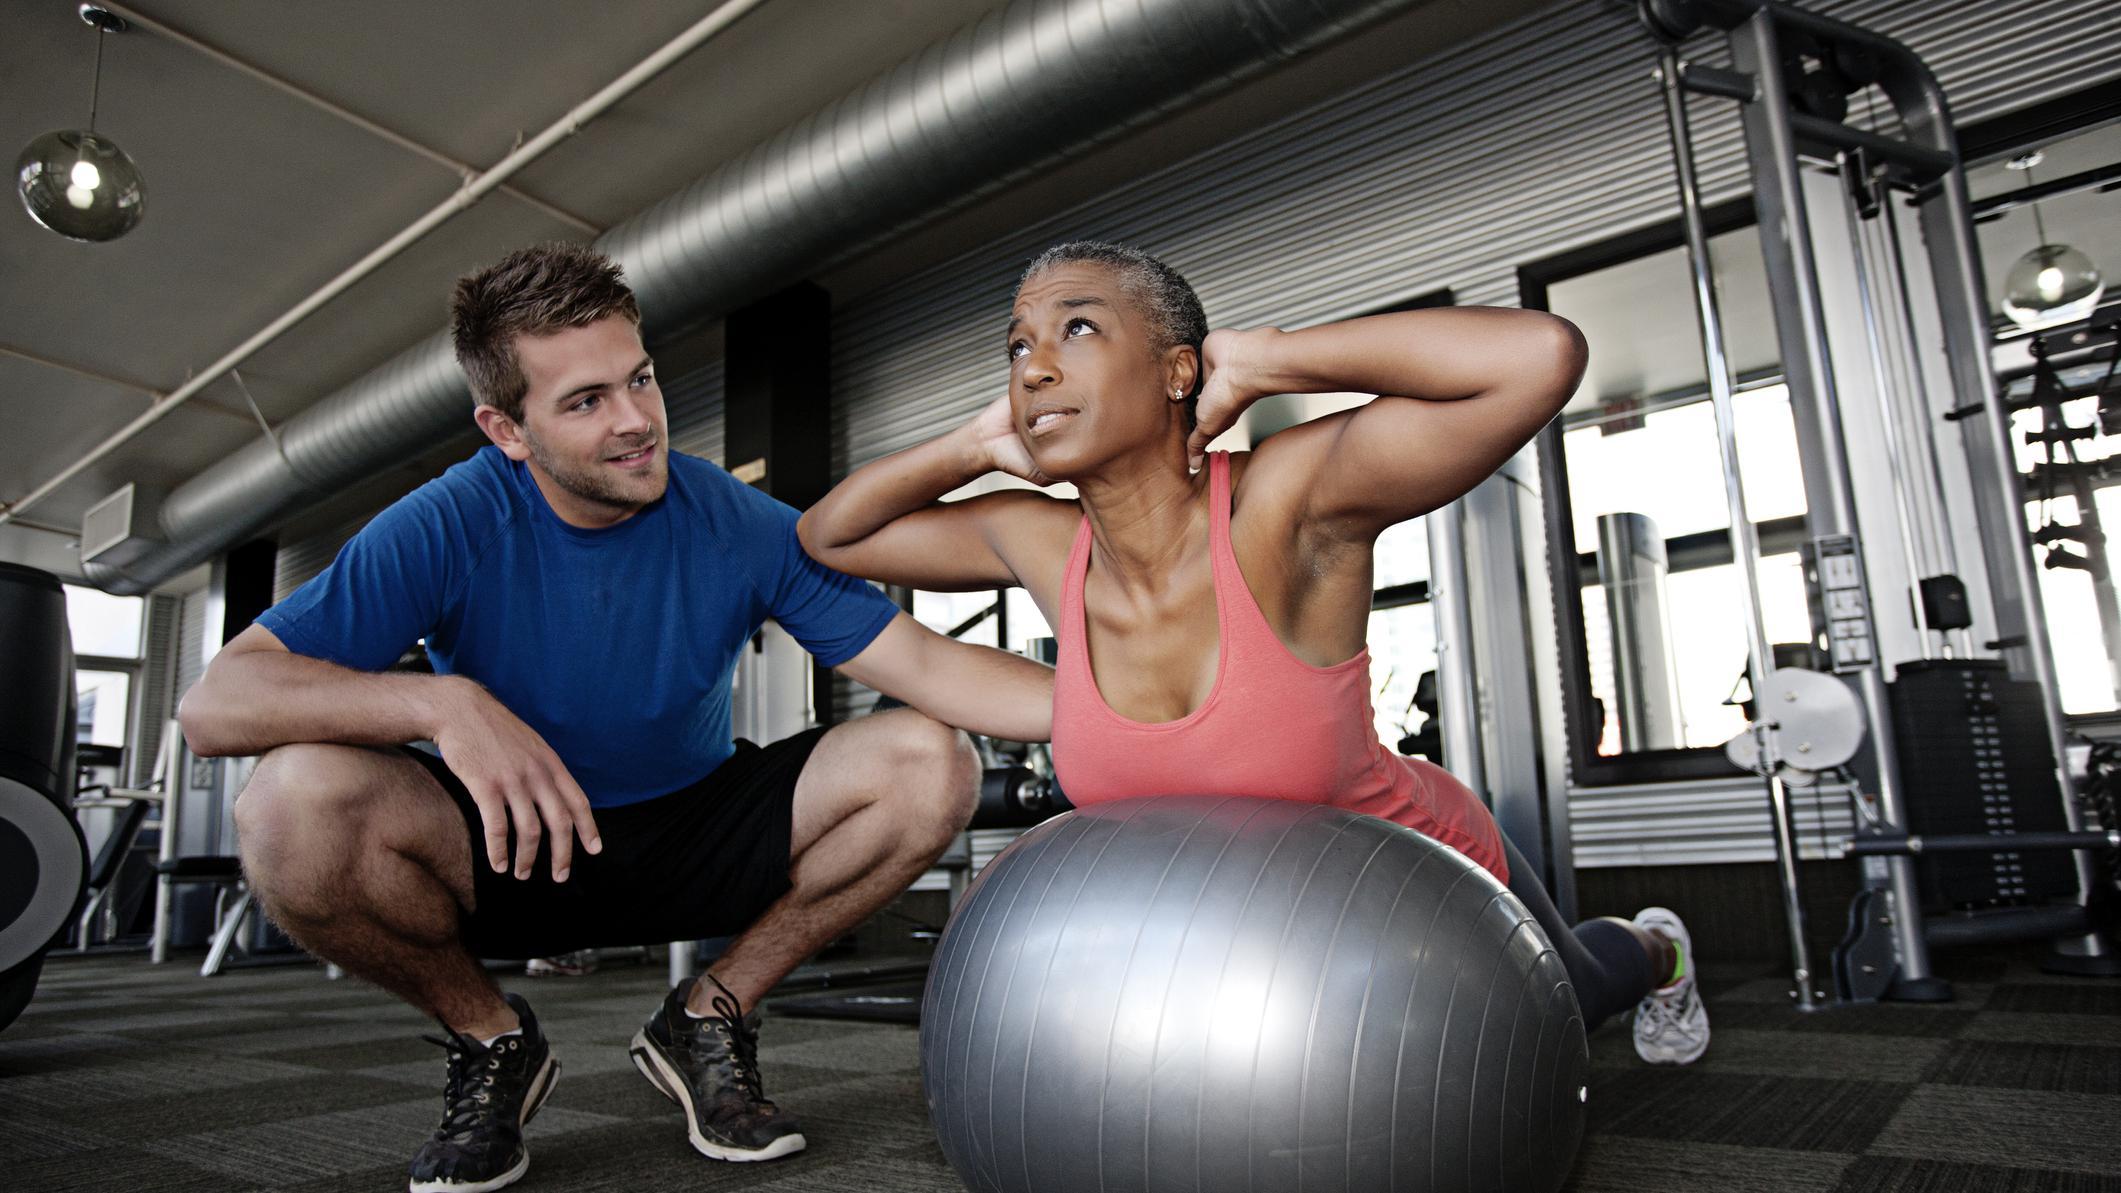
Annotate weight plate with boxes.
[0,777,86,972]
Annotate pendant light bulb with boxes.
[15,7,146,243]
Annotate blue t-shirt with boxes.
[257,447,898,807]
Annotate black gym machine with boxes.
[1636,0,2120,1008]
[0,563,89,1035]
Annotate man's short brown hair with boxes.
[450,243,641,422]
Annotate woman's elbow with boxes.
[1538,313,1589,397]
[794,509,839,562]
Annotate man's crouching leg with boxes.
[632,709,979,1162]
[236,744,558,1193]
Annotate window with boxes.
[1003,589,1053,657]
[1527,213,1822,780]
[911,588,1055,658]
[75,671,132,748]
[64,585,143,658]
[2010,384,2121,715]
[63,585,145,756]
[1368,594,1436,748]
[1561,384,1814,754]
[1979,120,2121,716]
[1373,516,1429,589]
[911,590,1000,648]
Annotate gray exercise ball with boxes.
[920,796,1587,1193]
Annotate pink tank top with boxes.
[1050,451,1508,883]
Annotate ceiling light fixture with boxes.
[2000,150,2103,330]
[15,5,147,242]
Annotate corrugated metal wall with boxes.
[273,514,373,603]
[175,590,208,699]
[664,355,726,466]
[833,0,2121,472]
[826,0,2121,866]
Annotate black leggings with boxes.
[1498,833,1658,1032]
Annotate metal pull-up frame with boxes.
[1640,0,2112,1005]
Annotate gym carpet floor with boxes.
[2,945,2116,1192]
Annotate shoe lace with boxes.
[422,1030,502,1143]
[1670,983,1705,1039]
[1637,994,1674,1035]
[1641,981,1703,1043]
[699,977,771,1106]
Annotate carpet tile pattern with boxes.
[2,944,2114,1191]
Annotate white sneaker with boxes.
[525,949,599,978]
[1631,906,1709,1065]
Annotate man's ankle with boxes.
[683,971,753,1020]
[450,1001,521,1042]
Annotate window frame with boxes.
[73,653,143,774]
[1519,198,1790,787]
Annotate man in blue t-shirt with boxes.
[178,244,1054,1191]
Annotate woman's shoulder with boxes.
[962,488,1079,605]
[1224,446,1306,525]
[967,486,1081,534]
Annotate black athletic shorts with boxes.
[399,727,830,960]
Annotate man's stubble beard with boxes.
[524,428,667,512]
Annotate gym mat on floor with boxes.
[2,944,2115,1192]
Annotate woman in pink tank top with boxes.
[800,243,1708,1058]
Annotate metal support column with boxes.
[1657,51,1823,1007]
[1727,8,1936,998]
[1426,502,1486,796]
[1464,458,1565,901]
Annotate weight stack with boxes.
[1889,659,2075,910]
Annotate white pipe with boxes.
[0,0,769,529]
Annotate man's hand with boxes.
[1186,327,1282,472]
[431,680,603,882]
[964,392,1052,487]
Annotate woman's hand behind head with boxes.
[1187,327,1283,472]
[967,392,1053,487]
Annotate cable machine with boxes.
[1636,0,2119,1006]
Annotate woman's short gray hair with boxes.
[1020,242,1208,396]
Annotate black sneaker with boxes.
[630,974,805,1161]
[408,993,560,1193]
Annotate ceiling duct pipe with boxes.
[84,0,1419,594]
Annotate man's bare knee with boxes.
[236,744,364,862]
[237,744,461,902]
[876,712,980,844]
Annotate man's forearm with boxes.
[178,649,471,758]
[900,638,1054,744]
